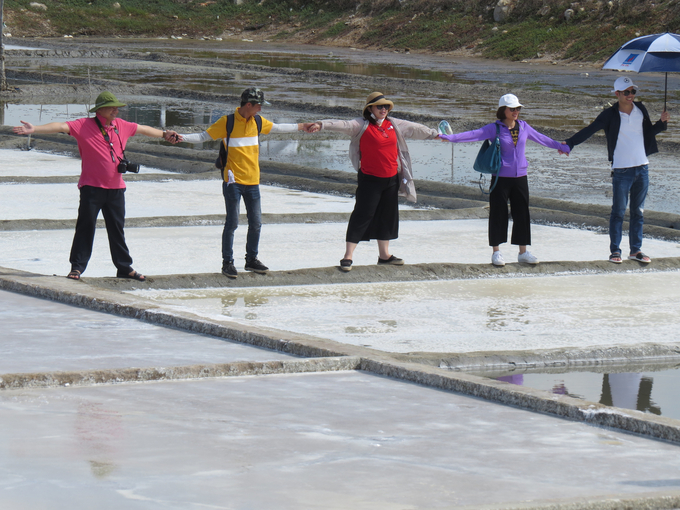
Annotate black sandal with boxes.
[339,259,353,272]
[117,270,146,281]
[67,270,81,280]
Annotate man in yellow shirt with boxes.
[180,88,313,278]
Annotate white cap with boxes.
[612,76,639,93]
[498,93,523,108]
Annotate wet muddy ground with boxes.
[3,37,680,213]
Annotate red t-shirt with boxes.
[67,114,138,189]
[359,120,399,178]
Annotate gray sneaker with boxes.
[517,251,539,265]
[245,257,268,274]
[222,260,238,279]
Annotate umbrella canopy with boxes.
[602,32,680,109]
[603,32,680,72]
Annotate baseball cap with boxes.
[240,87,271,105]
[612,76,639,93]
[498,94,523,108]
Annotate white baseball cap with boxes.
[498,93,523,108]
[613,76,639,93]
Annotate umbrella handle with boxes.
[665,72,668,112]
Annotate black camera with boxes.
[117,158,140,174]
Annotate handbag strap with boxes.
[479,123,502,195]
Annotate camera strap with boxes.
[93,116,125,163]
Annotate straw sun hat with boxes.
[363,92,394,114]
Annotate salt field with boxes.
[4,38,680,509]
[131,272,680,353]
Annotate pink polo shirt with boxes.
[67,114,138,189]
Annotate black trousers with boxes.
[346,170,399,243]
[488,175,531,247]
[69,186,133,274]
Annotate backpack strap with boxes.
[216,114,235,177]
[216,113,262,178]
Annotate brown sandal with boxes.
[67,270,81,280]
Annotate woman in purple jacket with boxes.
[439,94,569,266]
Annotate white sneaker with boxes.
[518,251,539,264]
[491,251,505,266]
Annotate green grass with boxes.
[5,0,680,61]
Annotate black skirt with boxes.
[346,170,400,243]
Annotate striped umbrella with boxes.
[602,32,680,110]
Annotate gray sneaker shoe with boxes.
[491,251,505,266]
[245,257,269,274]
[222,260,238,279]
[517,251,539,264]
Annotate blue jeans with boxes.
[222,182,261,262]
[610,165,648,255]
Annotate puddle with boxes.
[472,365,680,421]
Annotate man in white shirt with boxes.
[566,77,670,264]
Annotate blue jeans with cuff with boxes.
[222,182,262,263]
[610,164,648,255]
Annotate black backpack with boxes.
[214,114,263,177]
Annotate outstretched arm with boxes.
[269,123,316,133]
[390,119,438,140]
[438,124,496,144]
[135,124,181,143]
[12,121,70,135]
[525,124,571,154]
[565,112,608,149]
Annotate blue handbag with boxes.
[473,123,501,194]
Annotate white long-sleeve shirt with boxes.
[180,123,298,143]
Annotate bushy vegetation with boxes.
[5,0,680,61]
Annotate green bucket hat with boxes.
[89,91,127,113]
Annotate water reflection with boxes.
[494,370,664,417]
[75,401,122,479]
[601,373,660,415]
[221,294,269,319]
[486,304,530,331]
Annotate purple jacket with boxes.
[440,120,569,178]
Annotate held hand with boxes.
[12,120,35,135]
[163,130,182,144]
[301,122,316,133]
[305,122,321,133]
[558,141,570,156]
[661,110,670,123]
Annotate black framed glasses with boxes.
[621,89,637,96]
[374,104,389,110]
[508,107,522,112]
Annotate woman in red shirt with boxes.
[312,92,438,271]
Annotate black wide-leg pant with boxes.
[69,186,133,274]
[488,175,531,247]
[346,170,399,243]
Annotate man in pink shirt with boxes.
[12,91,180,281]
